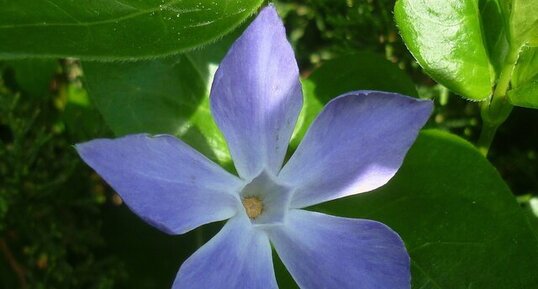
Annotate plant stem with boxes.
[477,49,518,156]
[477,122,499,156]
[0,238,27,289]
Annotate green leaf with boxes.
[290,51,417,147]
[395,0,493,100]
[290,79,323,149]
[479,0,510,77]
[508,78,538,109]
[302,129,538,289]
[0,0,263,61]
[82,35,237,163]
[512,46,538,87]
[508,46,538,109]
[509,0,538,47]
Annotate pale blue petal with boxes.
[173,215,278,289]
[279,91,432,208]
[269,210,410,289]
[210,6,303,180]
[76,134,242,235]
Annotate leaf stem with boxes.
[477,49,518,156]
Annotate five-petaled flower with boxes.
[76,5,432,289]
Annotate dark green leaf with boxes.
[306,130,538,289]
[82,52,231,163]
[101,205,221,289]
[0,0,263,61]
[308,51,417,100]
[395,0,493,100]
[290,51,417,147]
[3,59,58,97]
[508,78,538,109]
[62,83,110,141]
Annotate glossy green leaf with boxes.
[509,0,538,47]
[0,0,263,61]
[295,129,538,289]
[82,36,235,163]
[290,51,417,147]
[508,78,538,109]
[395,0,493,100]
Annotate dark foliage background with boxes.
[0,0,536,288]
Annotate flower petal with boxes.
[173,215,278,289]
[210,5,303,180]
[76,134,242,235]
[269,210,410,289]
[279,91,432,208]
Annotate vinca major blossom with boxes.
[76,6,432,289]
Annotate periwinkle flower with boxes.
[76,6,432,289]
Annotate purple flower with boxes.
[76,6,432,289]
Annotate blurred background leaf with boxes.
[2,60,58,98]
[0,0,263,60]
[291,51,417,148]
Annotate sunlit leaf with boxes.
[509,0,538,47]
[508,78,538,109]
[395,0,493,100]
[512,46,538,87]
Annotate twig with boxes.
[0,238,27,289]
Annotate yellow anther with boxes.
[242,197,263,219]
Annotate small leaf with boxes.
[395,0,493,100]
[512,46,538,87]
[314,130,538,289]
[0,0,263,60]
[509,0,538,47]
[290,51,417,147]
[508,78,538,109]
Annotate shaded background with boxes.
[1,0,537,288]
